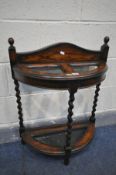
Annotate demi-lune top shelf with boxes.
[10,42,108,89]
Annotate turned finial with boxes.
[100,36,110,62]
[104,36,109,45]
[8,37,16,66]
[8,38,14,46]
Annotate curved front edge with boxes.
[22,122,95,156]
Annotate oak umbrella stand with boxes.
[8,37,109,165]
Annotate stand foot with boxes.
[21,137,25,145]
[64,147,71,165]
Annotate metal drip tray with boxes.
[33,128,86,148]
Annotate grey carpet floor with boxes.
[0,125,116,175]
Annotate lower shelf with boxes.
[22,121,95,156]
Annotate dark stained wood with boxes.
[100,36,110,62]
[8,38,25,144]
[8,38,16,66]
[13,62,107,80]
[60,63,74,74]
[74,122,95,149]
[8,37,109,90]
[13,65,107,90]
[8,36,109,165]
[90,83,101,123]
[22,121,95,156]
[64,88,77,165]
[16,42,101,64]
[13,77,25,143]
